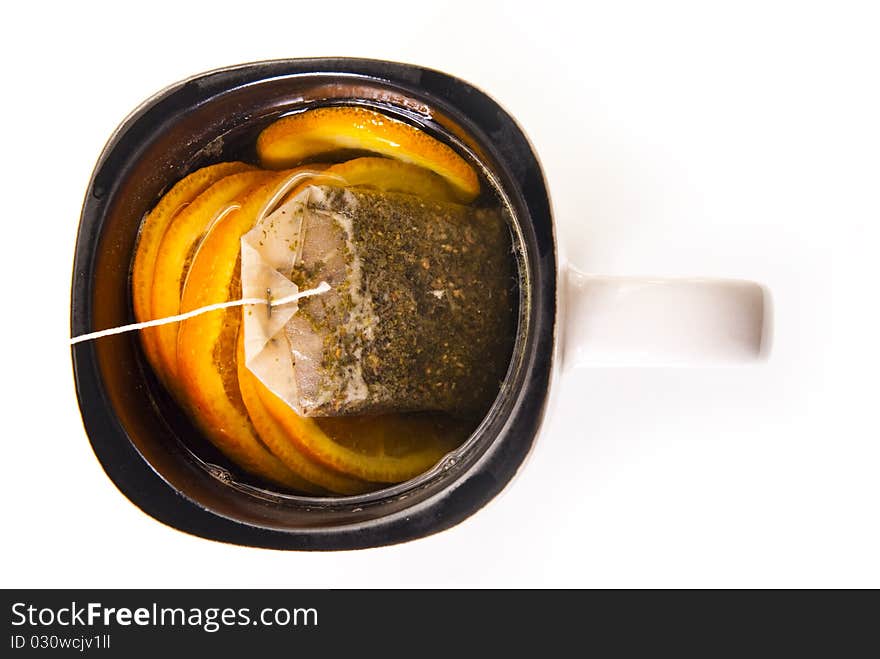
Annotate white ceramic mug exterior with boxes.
[562,266,771,368]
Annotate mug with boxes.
[70,58,769,550]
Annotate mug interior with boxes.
[71,59,555,548]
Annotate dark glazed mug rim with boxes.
[70,57,556,550]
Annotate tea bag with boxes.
[241,184,515,418]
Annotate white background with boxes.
[2,0,877,588]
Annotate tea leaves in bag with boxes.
[241,184,516,419]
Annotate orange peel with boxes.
[254,377,463,484]
[132,161,253,383]
[175,170,318,489]
[322,157,458,202]
[235,331,375,495]
[256,107,479,203]
[150,169,272,390]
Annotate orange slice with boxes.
[322,157,458,202]
[253,377,464,484]
[150,169,273,390]
[235,331,375,495]
[273,157,459,209]
[256,107,479,203]
[176,170,318,490]
[132,161,253,383]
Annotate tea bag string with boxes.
[71,169,353,346]
[69,281,330,345]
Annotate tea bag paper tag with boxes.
[240,191,310,410]
[240,242,300,348]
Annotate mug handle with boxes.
[563,265,772,368]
